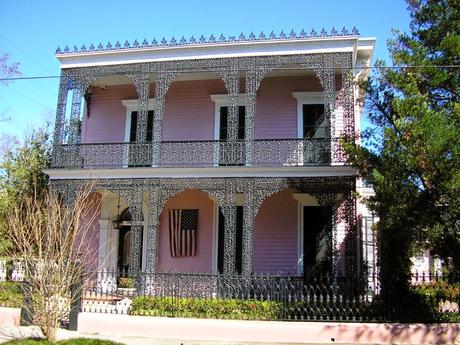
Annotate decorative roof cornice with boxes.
[55,27,359,55]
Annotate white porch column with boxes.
[98,219,115,270]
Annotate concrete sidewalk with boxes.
[0,325,341,345]
[1,312,460,344]
[78,312,460,345]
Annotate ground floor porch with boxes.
[51,176,363,282]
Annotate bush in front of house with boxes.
[409,281,460,322]
[117,277,135,289]
[130,296,282,320]
[411,280,460,303]
[0,281,23,308]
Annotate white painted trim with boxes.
[44,165,356,180]
[123,111,131,144]
[292,92,325,139]
[121,99,156,109]
[98,219,111,270]
[57,37,375,69]
[210,94,247,106]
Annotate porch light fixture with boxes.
[112,193,121,230]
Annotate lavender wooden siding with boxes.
[254,189,298,274]
[81,76,330,143]
[157,189,215,273]
[81,84,137,143]
[255,76,321,139]
[163,79,225,141]
[81,192,101,272]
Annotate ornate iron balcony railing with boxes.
[51,138,347,169]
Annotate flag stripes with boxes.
[169,209,198,257]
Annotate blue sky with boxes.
[0,0,411,141]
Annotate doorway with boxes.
[303,206,333,278]
[116,208,143,272]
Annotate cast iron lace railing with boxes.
[80,270,452,321]
[51,138,347,169]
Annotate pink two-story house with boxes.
[46,29,375,287]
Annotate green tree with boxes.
[344,0,460,303]
[0,127,51,254]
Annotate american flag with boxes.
[169,209,198,257]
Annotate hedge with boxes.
[0,281,23,308]
[130,296,281,320]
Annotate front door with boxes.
[303,206,333,278]
[117,226,144,273]
[117,226,131,273]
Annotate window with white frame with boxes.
[210,94,247,140]
[292,92,326,139]
[121,99,155,142]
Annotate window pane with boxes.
[219,107,228,140]
[146,110,154,142]
[303,104,324,138]
[235,205,243,274]
[129,111,138,142]
[238,106,245,140]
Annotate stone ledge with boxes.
[0,307,21,327]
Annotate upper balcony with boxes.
[49,30,375,176]
[51,136,346,169]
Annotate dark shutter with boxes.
[219,107,228,140]
[217,206,243,274]
[238,106,245,140]
[220,106,246,140]
[129,111,138,142]
[130,110,154,142]
[217,209,225,274]
[235,205,243,274]
[146,110,154,142]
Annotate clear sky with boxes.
[0,0,411,142]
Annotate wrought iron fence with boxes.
[3,268,459,325]
[78,270,459,322]
[51,138,346,169]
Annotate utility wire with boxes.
[0,33,59,96]
[1,65,460,82]
[0,33,56,76]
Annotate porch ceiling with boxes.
[89,69,318,87]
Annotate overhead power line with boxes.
[1,65,460,82]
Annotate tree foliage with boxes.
[343,0,460,300]
[5,184,99,342]
[0,128,51,255]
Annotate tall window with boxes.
[303,205,332,278]
[219,106,245,140]
[292,92,325,139]
[129,110,154,142]
[302,104,324,138]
